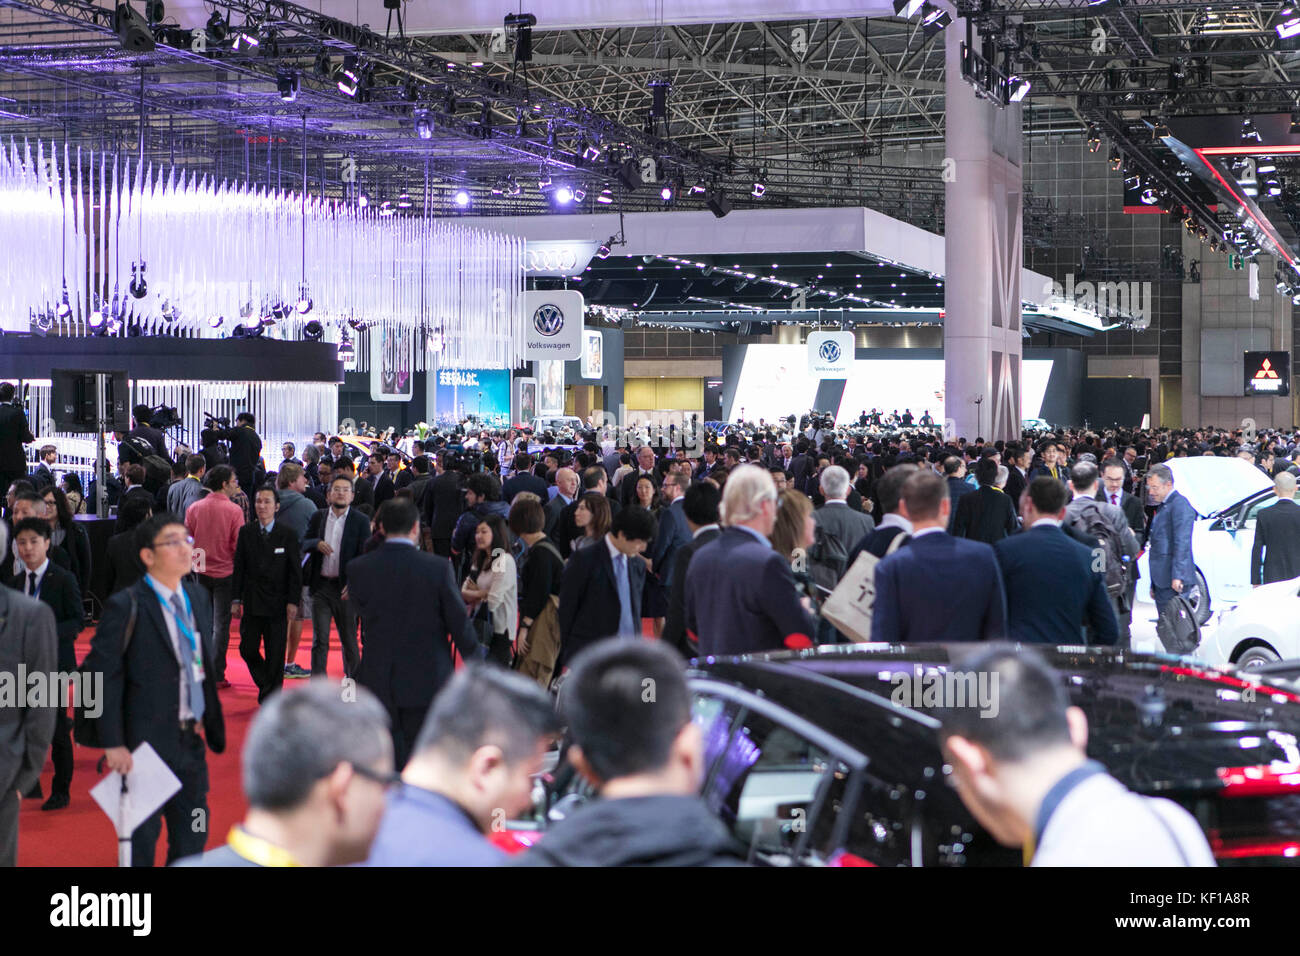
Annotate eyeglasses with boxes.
[350,763,401,789]
[149,535,195,550]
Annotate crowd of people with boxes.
[3,389,1283,867]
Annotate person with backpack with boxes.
[809,466,873,596]
[1064,461,1139,645]
[995,477,1118,645]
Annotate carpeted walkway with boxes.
[17,623,349,867]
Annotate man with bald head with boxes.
[1251,472,1300,586]
[544,467,578,538]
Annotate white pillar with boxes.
[944,21,1024,443]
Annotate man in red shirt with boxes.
[185,464,245,688]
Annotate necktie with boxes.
[613,552,634,636]
[1111,494,1118,506]
[170,592,205,723]
[27,571,36,596]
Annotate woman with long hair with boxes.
[637,474,669,636]
[508,497,564,690]
[770,489,819,607]
[61,472,87,514]
[570,493,610,553]
[460,513,517,667]
[42,485,91,596]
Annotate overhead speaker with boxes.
[706,190,732,219]
[114,3,156,52]
[615,158,640,192]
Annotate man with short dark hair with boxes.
[175,679,392,866]
[363,452,395,510]
[167,454,207,517]
[303,476,370,678]
[995,477,1118,645]
[556,505,654,670]
[952,456,1019,545]
[127,404,168,459]
[514,641,741,867]
[232,486,302,703]
[367,667,560,865]
[185,465,244,687]
[503,452,547,503]
[211,412,263,496]
[938,646,1214,866]
[30,444,57,491]
[872,469,1006,644]
[663,480,722,658]
[846,464,917,566]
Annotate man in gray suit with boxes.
[0,585,58,865]
[811,466,875,591]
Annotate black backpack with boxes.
[1068,500,1129,598]
[1156,594,1200,656]
[807,522,849,593]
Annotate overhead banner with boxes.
[525,289,584,361]
[536,360,566,415]
[807,330,855,378]
[1244,351,1290,396]
[581,329,604,380]
[369,325,413,401]
[432,366,512,428]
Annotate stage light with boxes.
[296,285,313,314]
[160,297,177,322]
[582,142,602,162]
[378,200,395,216]
[207,315,223,329]
[337,56,360,97]
[597,240,612,259]
[554,185,574,204]
[414,108,433,139]
[751,181,766,198]
[660,183,675,202]
[573,186,586,202]
[1259,160,1277,173]
[537,171,552,189]
[597,186,613,204]
[1008,76,1031,102]
[56,284,71,320]
[689,179,707,195]
[303,319,323,339]
[1269,180,1282,196]
[920,3,951,37]
[1086,125,1102,152]
[1279,16,1300,38]
[1108,147,1122,171]
[114,3,156,52]
[1140,185,1159,205]
[506,178,522,196]
[453,189,471,207]
[232,22,259,50]
[397,192,413,208]
[357,192,368,208]
[88,302,105,330]
[893,0,925,16]
[129,261,147,298]
[277,70,299,103]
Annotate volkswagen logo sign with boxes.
[533,303,565,337]
[818,339,842,363]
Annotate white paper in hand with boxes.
[90,743,182,836]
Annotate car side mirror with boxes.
[1222,515,1238,533]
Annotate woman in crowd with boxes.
[637,474,670,636]
[570,493,610,553]
[42,485,92,596]
[61,473,87,514]
[770,489,819,609]
[461,513,517,667]
[509,498,565,690]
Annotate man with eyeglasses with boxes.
[176,679,393,867]
[81,513,227,866]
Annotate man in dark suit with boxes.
[846,464,917,567]
[1252,473,1300,586]
[30,444,56,491]
[503,453,548,503]
[684,466,816,656]
[872,469,1007,644]
[126,404,168,459]
[942,456,976,531]
[1145,463,1197,615]
[422,452,465,558]
[5,517,82,811]
[557,506,654,671]
[231,487,302,703]
[0,582,56,864]
[647,472,691,626]
[952,457,1019,545]
[347,498,475,769]
[0,382,34,503]
[543,467,578,538]
[663,481,722,658]
[211,412,262,496]
[81,513,227,866]
[302,476,371,678]
[995,477,1118,645]
[1003,446,1029,507]
[362,453,395,511]
[1098,460,1146,547]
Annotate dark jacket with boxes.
[663,526,721,658]
[512,795,743,867]
[684,527,817,657]
[422,471,464,540]
[1147,489,1197,589]
[54,521,92,596]
[557,491,622,559]
[81,578,226,766]
[5,560,82,669]
[105,529,145,595]
[951,485,1019,545]
[845,523,910,569]
[872,532,1007,644]
[995,524,1118,645]
[1251,498,1300,586]
[346,542,473,709]
[1096,488,1147,548]
[126,424,168,459]
[945,476,976,530]
[557,537,646,670]
[451,499,511,559]
[361,470,395,510]
[502,471,548,503]
[232,522,303,615]
[212,423,262,490]
[1003,466,1028,507]
[0,402,34,475]
[302,506,371,590]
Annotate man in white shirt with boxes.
[940,646,1215,867]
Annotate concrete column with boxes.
[944,21,1024,443]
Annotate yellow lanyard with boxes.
[225,826,302,867]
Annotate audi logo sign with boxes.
[523,240,601,276]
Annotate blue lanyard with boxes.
[144,578,200,663]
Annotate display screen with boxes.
[432,367,512,428]
[1244,351,1290,396]
[729,346,1055,423]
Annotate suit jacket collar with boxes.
[137,577,182,665]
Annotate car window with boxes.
[1243,494,1281,526]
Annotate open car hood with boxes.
[1163,457,1272,517]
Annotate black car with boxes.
[503,644,1300,866]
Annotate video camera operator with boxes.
[210,411,263,495]
[127,404,168,459]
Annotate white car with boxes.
[1134,457,1275,624]
[1200,576,1300,670]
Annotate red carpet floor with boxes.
[17,622,350,867]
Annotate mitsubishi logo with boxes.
[818,340,842,363]
[1255,357,1279,379]
[533,303,565,337]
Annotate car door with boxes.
[1216,492,1277,606]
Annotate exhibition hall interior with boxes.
[2,0,1300,900]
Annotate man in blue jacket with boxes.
[872,469,1007,644]
[1145,463,1196,615]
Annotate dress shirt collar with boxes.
[23,558,50,590]
[910,525,945,538]
[693,523,720,539]
[386,536,417,547]
[260,520,275,534]
[825,499,848,506]
[732,524,772,549]
[605,534,626,564]
[1032,517,1063,528]
[879,513,913,533]
[327,505,350,522]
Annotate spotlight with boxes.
[296,286,313,313]
[1086,125,1102,152]
[277,70,299,103]
[358,192,369,208]
[582,142,603,162]
[506,178,522,196]
[1007,76,1031,103]
[689,179,707,195]
[1279,16,1300,38]
[232,23,259,50]
[554,185,574,204]
[1140,185,1159,205]
[597,186,613,204]
[414,108,433,139]
[660,183,675,202]
[88,302,105,330]
[56,284,71,320]
[397,192,413,208]
[573,186,586,202]
[453,189,470,207]
[1108,147,1122,171]
[920,3,951,37]
[648,76,671,119]
[751,180,766,198]
[205,10,228,44]
[303,319,323,339]
[337,55,360,97]
[114,3,156,52]
[207,315,223,329]
[537,171,552,189]
[596,240,612,259]
[129,260,147,298]
[1292,112,1300,135]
